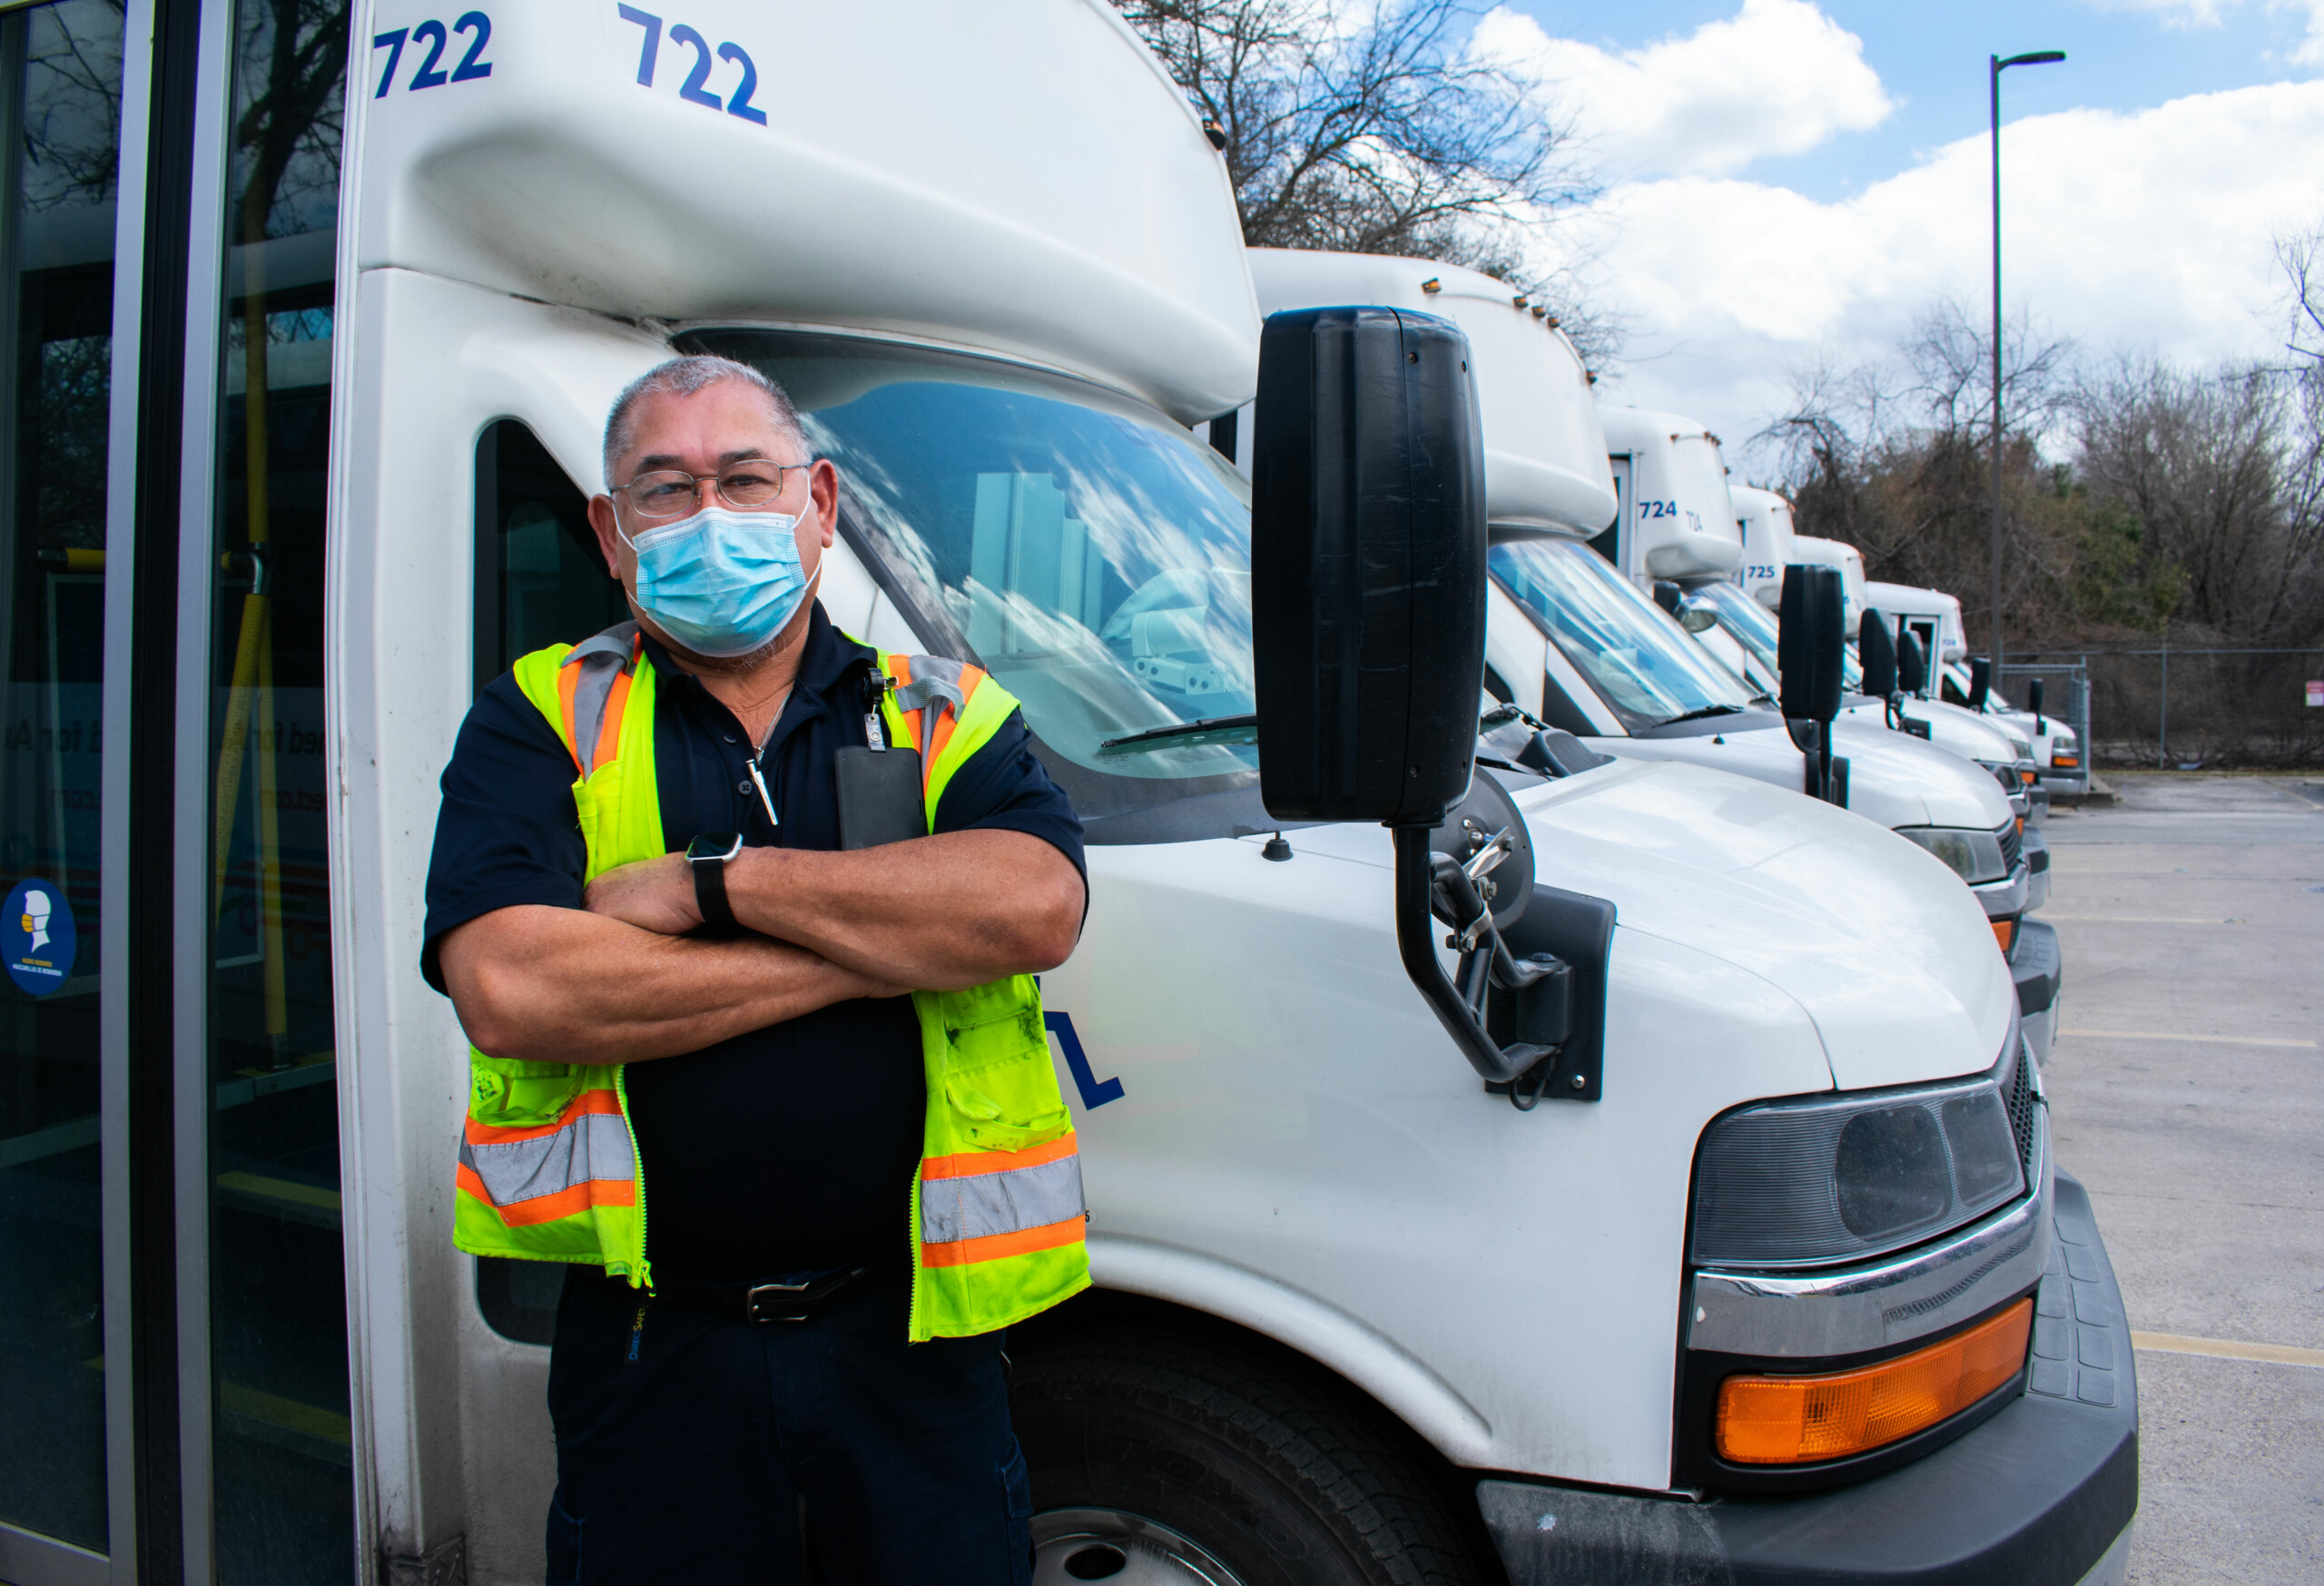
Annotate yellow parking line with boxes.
[2133,1332,2324,1368]
[2059,1029,2316,1049]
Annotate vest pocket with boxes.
[932,980,1069,1152]
[471,1059,586,1129]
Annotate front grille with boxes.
[1996,818,2023,874]
[2005,1043,2038,1174]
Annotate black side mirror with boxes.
[1967,656,1992,712]
[1778,566,1846,803]
[1896,631,1928,696]
[2027,677,2046,732]
[1252,305,1484,823]
[1857,610,1897,698]
[1777,566,1845,724]
[1652,579,1682,616]
[1254,305,1597,1094]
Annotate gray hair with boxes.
[602,354,809,488]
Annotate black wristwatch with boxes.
[685,832,743,928]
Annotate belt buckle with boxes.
[744,1276,813,1325]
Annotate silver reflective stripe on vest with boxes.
[459,1112,635,1207]
[891,657,967,721]
[919,1152,1086,1245]
[561,621,640,777]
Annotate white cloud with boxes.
[1474,0,1894,180]
[1541,79,2324,475]
[2081,0,2324,65]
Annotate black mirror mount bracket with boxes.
[1391,823,1574,1098]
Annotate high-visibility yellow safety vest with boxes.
[451,622,1090,1341]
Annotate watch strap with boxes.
[687,833,742,929]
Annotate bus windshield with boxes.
[1489,537,1756,732]
[694,331,1259,804]
[1695,580,1780,675]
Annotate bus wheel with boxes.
[1012,1327,1492,1586]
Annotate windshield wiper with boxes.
[1098,713,1260,752]
[1656,704,1747,727]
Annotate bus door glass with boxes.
[199,5,353,1576]
[0,0,123,1559]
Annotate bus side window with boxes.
[473,419,628,694]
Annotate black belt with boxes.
[640,1261,888,1325]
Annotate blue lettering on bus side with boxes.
[616,7,769,123]
[373,12,493,96]
[1044,1011,1124,1110]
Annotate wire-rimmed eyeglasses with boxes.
[615,460,810,519]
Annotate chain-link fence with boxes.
[1996,663,2092,793]
[2010,648,2324,769]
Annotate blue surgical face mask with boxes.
[620,504,818,659]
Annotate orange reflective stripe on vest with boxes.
[882,653,987,797]
[458,1087,636,1224]
[556,626,641,777]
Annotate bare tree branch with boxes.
[1117,0,1608,351]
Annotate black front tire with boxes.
[1011,1325,1494,1586]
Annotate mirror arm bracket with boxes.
[1392,823,1551,1083]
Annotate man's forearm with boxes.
[724,830,1083,989]
[439,903,888,1065]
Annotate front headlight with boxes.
[1690,1039,2027,1269]
[1896,825,2008,885]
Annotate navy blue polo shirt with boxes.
[421,603,1086,1280]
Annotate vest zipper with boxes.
[614,1062,650,1288]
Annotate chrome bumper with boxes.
[1973,860,2032,921]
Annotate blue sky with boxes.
[1470,1,2324,474]
[1504,0,2316,200]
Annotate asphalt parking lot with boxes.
[2040,773,2324,1585]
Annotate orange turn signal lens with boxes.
[1992,918,2015,952]
[1715,1299,2033,1465]
[2053,754,2079,769]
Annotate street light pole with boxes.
[1990,48,2064,689]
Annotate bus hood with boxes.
[1305,758,2014,1093]
[1514,759,2012,1090]
[1590,717,2016,833]
[1840,697,2024,765]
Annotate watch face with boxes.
[688,832,743,863]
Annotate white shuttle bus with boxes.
[1867,581,2085,794]
[5,4,2128,1584]
[1732,483,1796,610]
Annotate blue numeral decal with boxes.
[409,19,449,88]
[622,9,772,129]
[371,29,408,96]
[1045,1012,1124,1110]
[617,5,661,85]
[377,15,493,96]
[669,24,720,108]
[721,42,765,124]
[449,11,494,81]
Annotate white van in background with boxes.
[1870,580,1968,669]
[1866,583,2083,791]
[1734,482,1797,609]
[1246,259,2054,1038]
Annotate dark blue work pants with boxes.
[545,1267,1032,1585]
